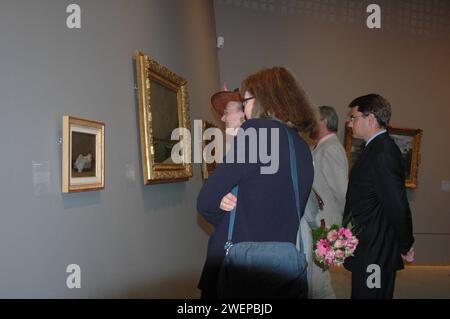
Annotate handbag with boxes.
[217,126,308,299]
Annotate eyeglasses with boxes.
[349,114,368,122]
[242,96,255,108]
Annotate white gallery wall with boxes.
[214,0,450,263]
[0,0,219,298]
[0,0,449,299]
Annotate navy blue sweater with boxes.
[196,118,314,295]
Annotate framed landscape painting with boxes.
[344,125,423,188]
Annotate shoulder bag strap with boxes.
[224,126,304,254]
[283,126,304,255]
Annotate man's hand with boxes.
[402,246,415,263]
[220,192,237,212]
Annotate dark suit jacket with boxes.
[343,132,414,272]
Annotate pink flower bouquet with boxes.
[312,223,359,270]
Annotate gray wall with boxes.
[0,0,219,298]
[214,0,450,263]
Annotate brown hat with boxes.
[211,90,243,116]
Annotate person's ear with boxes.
[368,113,377,129]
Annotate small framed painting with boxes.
[388,126,423,189]
[62,116,105,193]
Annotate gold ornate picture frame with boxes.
[134,50,192,184]
[344,124,423,188]
[62,116,105,193]
[201,120,220,180]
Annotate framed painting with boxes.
[134,50,192,184]
[62,116,105,193]
[344,124,423,188]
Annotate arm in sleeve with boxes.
[196,121,262,227]
[371,150,414,254]
[303,191,321,229]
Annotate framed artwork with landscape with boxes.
[134,50,192,185]
[62,116,105,193]
[344,124,423,189]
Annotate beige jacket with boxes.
[312,134,348,227]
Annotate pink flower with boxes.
[325,251,335,265]
[334,239,344,249]
[348,238,359,251]
[327,230,338,242]
[335,249,345,259]
[338,227,353,239]
[317,239,331,256]
[344,229,353,239]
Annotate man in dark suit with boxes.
[343,94,415,299]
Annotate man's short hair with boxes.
[319,106,339,132]
[349,94,391,128]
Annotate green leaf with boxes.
[313,256,329,271]
[329,224,339,231]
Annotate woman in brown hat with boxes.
[210,89,245,136]
[197,67,316,298]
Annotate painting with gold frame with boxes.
[62,115,105,193]
[201,120,221,180]
[344,124,423,188]
[134,50,192,184]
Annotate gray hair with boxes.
[319,106,339,132]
